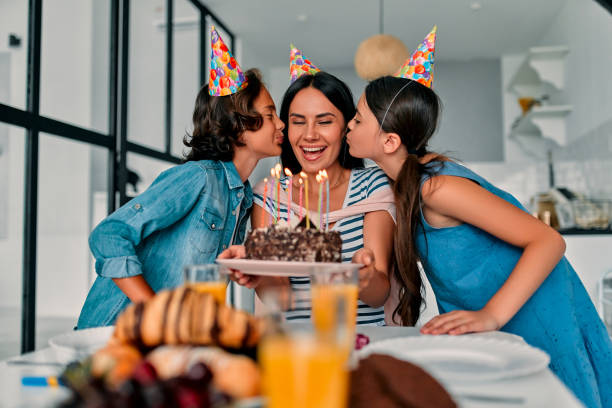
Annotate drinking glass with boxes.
[183,264,228,304]
[310,264,359,339]
[258,288,350,408]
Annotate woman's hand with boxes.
[352,248,376,290]
[218,245,263,289]
[420,309,501,335]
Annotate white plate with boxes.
[357,335,550,384]
[49,326,114,362]
[216,259,363,277]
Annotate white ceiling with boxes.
[200,0,568,69]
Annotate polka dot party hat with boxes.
[290,44,321,83]
[209,26,247,96]
[395,26,436,88]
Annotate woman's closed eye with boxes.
[291,120,306,125]
[318,121,333,125]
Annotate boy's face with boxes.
[346,93,383,160]
[241,87,285,159]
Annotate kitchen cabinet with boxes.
[565,235,612,315]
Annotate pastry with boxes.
[112,287,264,350]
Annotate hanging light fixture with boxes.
[354,0,409,80]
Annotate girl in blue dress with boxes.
[345,75,612,408]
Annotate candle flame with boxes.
[284,168,293,177]
[300,171,307,178]
[316,174,322,183]
[264,177,268,182]
[274,163,282,173]
[298,178,303,185]
[321,169,328,180]
[270,168,275,177]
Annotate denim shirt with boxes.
[77,160,252,329]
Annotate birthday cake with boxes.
[245,223,342,263]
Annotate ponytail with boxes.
[391,155,424,325]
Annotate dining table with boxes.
[0,326,583,408]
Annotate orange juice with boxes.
[187,281,227,304]
[259,334,349,408]
[311,283,358,334]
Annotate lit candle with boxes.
[270,168,276,225]
[298,177,304,221]
[284,168,293,224]
[316,172,323,231]
[322,169,329,231]
[274,163,282,224]
[261,177,268,228]
[300,171,309,229]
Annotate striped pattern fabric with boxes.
[253,167,392,326]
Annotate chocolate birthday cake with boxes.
[244,224,342,263]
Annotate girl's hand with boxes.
[218,245,263,289]
[352,248,376,290]
[420,309,501,335]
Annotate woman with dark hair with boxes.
[228,71,396,326]
[346,55,612,408]
[77,28,285,329]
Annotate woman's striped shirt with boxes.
[253,167,393,326]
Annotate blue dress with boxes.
[417,161,612,408]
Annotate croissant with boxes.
[112,287,265,349]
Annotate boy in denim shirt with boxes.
[77,28,284,328]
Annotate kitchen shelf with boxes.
[509,105,573,146]
[558,228,612,235]
[508,46,569,97]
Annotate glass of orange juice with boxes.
[310,265,359,342]
[259,313,350,408]
[183,264,228,304]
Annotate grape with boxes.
[355,333,370,350]
[132,361,158,386]
[175,385,203,408]
[185,362,213,385]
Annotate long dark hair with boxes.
[279,72,363,174]
[365,77,442,325]
[183,69,264,162]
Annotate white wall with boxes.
[0,0,99,318]
[433,59,503,162]
[0,53,10,240]
[537,0,612,146]
[36,0,95,318]
[494,0,612,200]
[0,0,30,310]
